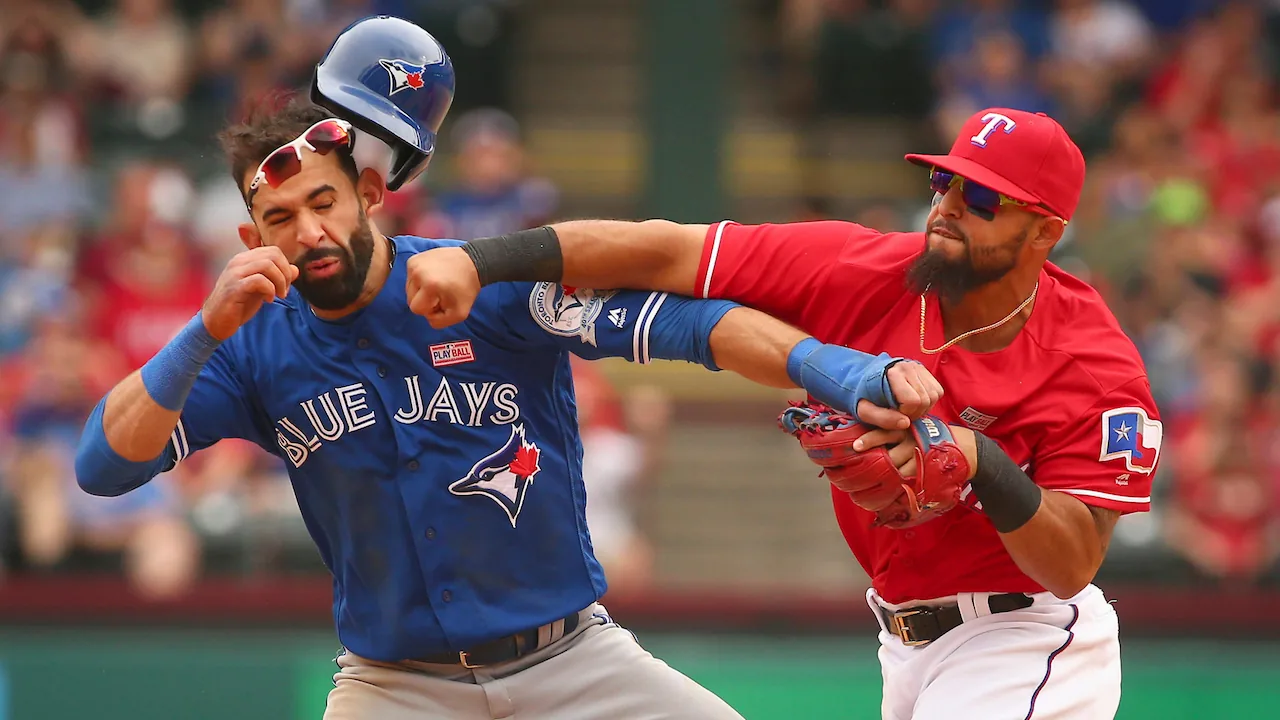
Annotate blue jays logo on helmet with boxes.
[449,425,542,526]
[379,58,427,95]
[311,16,456,191]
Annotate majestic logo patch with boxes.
[379,58,427,95]
[449,424,542,526]
[430,340,475,367]
[608,307,627,328]
[1099,407,1162,474]
[959,406,997,431]
[529,283,616,346]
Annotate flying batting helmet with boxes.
[311,15,455,191]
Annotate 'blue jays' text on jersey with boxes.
[136,236,735,661]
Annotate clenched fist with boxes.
[405,246,483,328]
[202,246,299,341]
[884,360,945,421]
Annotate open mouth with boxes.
[305,257,343,279]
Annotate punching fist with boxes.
[406,246,482,328]
[202,246,299,341]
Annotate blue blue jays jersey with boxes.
[155,235,735,661]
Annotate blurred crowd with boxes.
[3,0,1280,600]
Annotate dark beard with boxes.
[905,224,1026,305]
[292,211,377,311]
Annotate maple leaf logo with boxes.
[510,442,540,479]
[379,59,429,96]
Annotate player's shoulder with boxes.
[834,228,922,277]
[718,219,920,274]
[1028,263,1149,394]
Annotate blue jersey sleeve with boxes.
[502,282,737,370]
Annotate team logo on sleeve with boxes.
[1099,407,1162,474]
[529,283,616,346]
[449,424,543,526]
[379,58,427,95]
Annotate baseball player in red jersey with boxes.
[408,107,1160,719]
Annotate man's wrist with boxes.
[785,337,822,387]
[968,431,1043,533]
[140,312,222,412]
[461,226,563,287]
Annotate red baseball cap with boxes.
[905,108,1086,221]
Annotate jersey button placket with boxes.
[407,460,420,471]
[357,337,370,349]
[441,590,452,602]
[425,527,436,540]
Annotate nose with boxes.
[936,186,966,219]
[294,209,326,249]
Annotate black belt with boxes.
[880,593,1034,647]
[415,610,582,668]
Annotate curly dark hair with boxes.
[217,92,359,196]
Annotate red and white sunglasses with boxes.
[246,118,354,205]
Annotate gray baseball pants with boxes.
[323,603,745,719]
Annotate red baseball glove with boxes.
[778,402,970,529]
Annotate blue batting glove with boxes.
[786,338,905,419]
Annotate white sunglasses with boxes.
[246,118,354,204]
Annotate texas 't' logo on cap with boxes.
[379,58,426,95]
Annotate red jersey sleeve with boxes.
[694,220,908,329]
[1030,376,1162,514]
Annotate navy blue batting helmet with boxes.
[311,15,455,191]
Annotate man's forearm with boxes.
[554,220,706,294]
[996,489,1105,598]
[76,313,220,496]
[956,429,1109,598]
[708,307,807,389]
[465,220,708,295]
[100,372,184,461]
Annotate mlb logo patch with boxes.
[1099,407,1162,474]
[959,407,997,431]
[430,340,475,367]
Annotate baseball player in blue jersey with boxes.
[74,17,944,720]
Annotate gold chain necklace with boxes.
[919,282,1038,355]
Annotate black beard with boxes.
[905,224,1025,305]
[292,212,376,311]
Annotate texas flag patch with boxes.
[1099,407,1162,474]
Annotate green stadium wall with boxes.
[0,629,1276,719]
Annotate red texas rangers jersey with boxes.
[695,220,1162,603]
